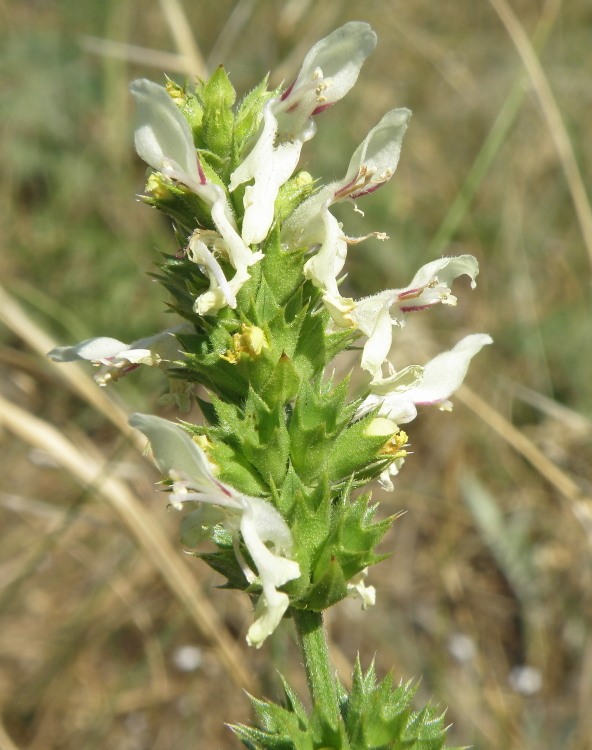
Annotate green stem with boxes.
[291,608,340,726]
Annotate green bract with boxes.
[231,666,462,750]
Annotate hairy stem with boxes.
[291,608,340,726]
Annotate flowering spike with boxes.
[48,26,491,744]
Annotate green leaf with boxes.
[274,170,316,225]
[233,76,279,164]
[305,555,348,610]
[261,353,301,407]
[400,705,449,750]
[327,414,390,483]
[279,675,309,728]
[288,378,355,484]
[240,389,290,486]
[201,64,235,163]
[292,299,356,380]
[142,175,212,231]
[165,78,205,147]
[197,149,229,191]
[231,672,455,750]
[210,438,268,496]
[194,548,250,590]
[260,224,307,307]
[194,395,218,425]
[198,147,231,183]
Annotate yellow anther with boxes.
[165,80,185,102]
[242,325,268,357]
[220,325,268,364]
[192,434,220,474]
[145,173,173,200]
[377,428,409,459]
[439,292,457,306]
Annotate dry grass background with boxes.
[1,0,592,748]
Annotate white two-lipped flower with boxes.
[357,333,493,425]
[129,414,300,648]
[281,107,411,327]
[229,21,377,246]
[187,229,254,316]
[352,256,480,380]
[129,79,262,314]
[47,325,191,386]
[358,333,492,490]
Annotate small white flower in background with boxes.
[346,568,376,610]
[129,413,300,648]
[508,665,543,696]
[351,255,480,379]
[172,645,203,672]
[129,79,262,308]
[282,108,411,327]
[447,633,477,663]
[230,21,377,246]
[357,333,493,428]
[47,325,191,385]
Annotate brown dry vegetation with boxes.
[1,1,591,748]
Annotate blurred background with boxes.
[1,0,591,748]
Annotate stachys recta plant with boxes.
[49,21,489,750]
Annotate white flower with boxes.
[356,333,493,426]
[47,326,191,385]
[130,79,262,309]
[346,568,376,610]
[229,101,306,246]
[281,108,411,326]
[276,21,377,135]
[282,108,411,250]
[129,413,300,648]
[131,78,202,187]
[229,22,377,246]
[351,256,480,379]
[187,229,254,315]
